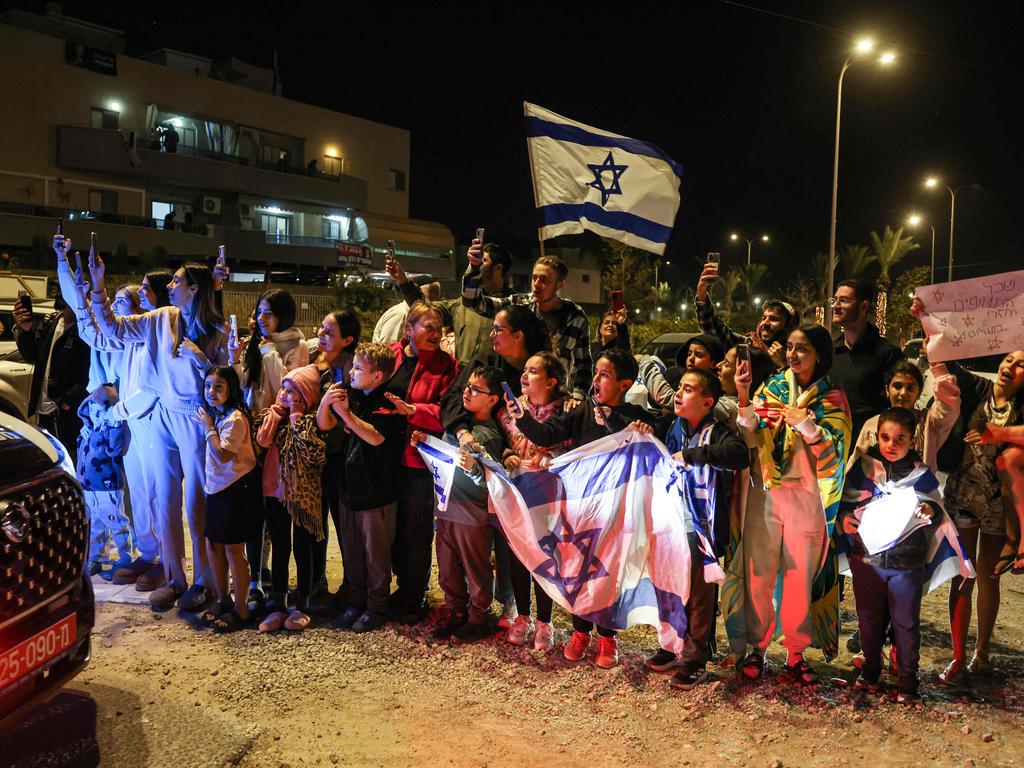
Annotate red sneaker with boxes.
[563,631,591,662]
[595,636,618,669]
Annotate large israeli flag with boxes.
[524,102,683,255]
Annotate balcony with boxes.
[56,126,368,209]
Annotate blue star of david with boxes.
[586,151,628,207]
[533,513,608,607]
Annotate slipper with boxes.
[284,609,311,631]
[211,609,250,633]
[199,600,233,627]
[258,611,288,633]
[781,658,819,686]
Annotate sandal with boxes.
[199,600,233,627]
[258,611,288,633]
[938,659,967,687]
[739,652,766,681]
[782,658,819,686]
[967,654,993,674]
[211,609,250,633]
[284,609,311,631]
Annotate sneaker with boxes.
[669,661,709,690]
[135,563,165,592]
[595,636,618,669]
[533,621,555,650]
[563,631,592,662]
[739,652,766,681]
[645,648,681,672]
[149,581,186,610]
[506,615,533,646]
[352,611,388,633]
[497,603,518,630]
[334,605,364,630]
[432,613,468,640]
[112,558,155,585]
[178,584,213,613]
[854,672,881,693]
[451,621,493,644]
[100,554,133,582]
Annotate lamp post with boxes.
[924,177,973,282]
[826,38,897,330]
[906,213,936,284]
[729,232,769,266]
[654,259,670,288]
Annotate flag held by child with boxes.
[524,102,682,256]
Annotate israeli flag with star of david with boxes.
[422,429,699,654]
[524,101,682,255]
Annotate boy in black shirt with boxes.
[505,348,656,668]
[317,343,406,632]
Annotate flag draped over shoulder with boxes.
[524,102,682,255]
[420,430,695,654]
[751,370,852,660]
[839,455,977,591]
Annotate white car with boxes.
[903,338,1000,408]
[0,299,56,422]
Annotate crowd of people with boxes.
[10,226,1024,700]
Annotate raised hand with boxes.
[53,233,72,263]
[87,243,106,295]
[696,262,719,301]
[12,297,33,331]
[385,255,408,284]
[467,238,483,266]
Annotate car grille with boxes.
[0,470,86,625]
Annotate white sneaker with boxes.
[507,614,533,646]
[497,603,519,630]
[533,621,554,650]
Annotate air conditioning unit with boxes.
[202,196,222,215]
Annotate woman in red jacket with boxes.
[384,300,458,623]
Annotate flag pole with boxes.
[523,101,547,258]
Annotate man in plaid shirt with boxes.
[462,240,592,406]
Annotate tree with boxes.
[717,265,743,316]
[737,262,768,304]
[840,243,877,280]
[786,277,825,325]
[869,226,919,334]
[886,266,930,346]
[809,251,839,302]
[602,241,655,312]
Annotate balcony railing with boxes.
[266,233,336,248]
[136,134,249,166]
[0,201,190,232]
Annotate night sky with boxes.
[14,0,1024,292]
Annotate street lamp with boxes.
[905,212,936,284]
[654,259,670,287]
[924,176,974,282]
[826,37,897,330]
[729,232,770,266]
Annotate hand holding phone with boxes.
[610,290,625,313]
[17,290,32,315]
[736,344,751,367]
[217,245,226,266]
[475,227,485,245]
[229,314,239,347]
[501,381,523,418]
[706,252,721,266]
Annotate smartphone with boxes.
[475,227,485,244]
[217,244,226,266]
[17,290,32,315]
[74,251,84,278]
[229,314,239,345]
[385,239,396,269]
[736,344,751,366]
[501,381,523,416]
[706,252,721,265]
[610,290,624,313]
[90,231,97,250]
[56,217,63,236]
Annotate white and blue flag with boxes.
[416,434,457,513]
[524,101,682,255]
[422,429,697,654]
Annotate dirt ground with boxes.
[9,562,1024,768]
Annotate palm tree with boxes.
[809,251,839,303]
[717,265,743,316]
[869,226,920,334]
[840,243,877,280]
[737,262,768,305]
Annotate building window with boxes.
[323,219,341,240]
[88,188,118,213]
[260,213,291,239]
[90,107,119,130]
[582,274,590,283]
[389,169,406,191]
[322,155,342,176]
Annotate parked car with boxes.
[902,337,1000,408]
[638,332,698,365]
[0,411,94,731]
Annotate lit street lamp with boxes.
[729,232,770,266]
[906,213,936,284]
[924,176,975,282]
[654,259,670,287]
[826,37,897,330]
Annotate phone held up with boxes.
[706,252,721,266]
[736,343,751,367]
[609,290,624,313]
[385,239,396,271]
[17,290,32,315]
[501,381,523,417]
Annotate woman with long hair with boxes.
[240,289,309,412]
[87,249,230,612]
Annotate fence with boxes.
[221,290,340,340]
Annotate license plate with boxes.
[0,614,77,690]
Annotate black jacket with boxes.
[831,323,904,439]
[16,312,90,417]
[331,386,407,511]
[515,399,656,449]
[440,350,522,436]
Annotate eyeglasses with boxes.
[490,324,510,335]
[464,383,493,397]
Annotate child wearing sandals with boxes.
[498,352,570,649]
[194,366,259,632]
[255,364,327,632]
[839,407,943,703]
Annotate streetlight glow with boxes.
[730,233,739,241]
[754,296,762,305]
[760,234,769,242]
[878,51,896,65]
[907,213,922,226]
[855,38,875,53]
[925,177,939,188]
